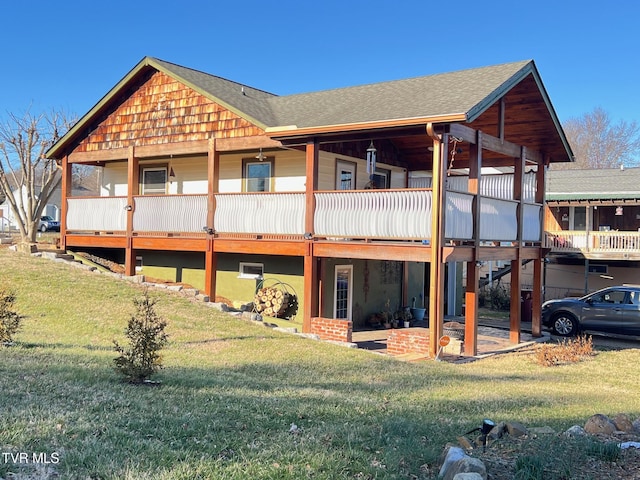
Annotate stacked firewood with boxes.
[253,286,293,318]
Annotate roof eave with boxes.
[265,113,467,139]
[466,60,574,164]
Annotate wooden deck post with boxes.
[204,138,219,299]
[303,139,319,332]
[427,125,447,357]
[531,158,547,337]
[509,147,526,343]
[464,131,482,356]
[59,155,71,251]
[124,146,139,276]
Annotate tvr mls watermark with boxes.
[2,452,60,464]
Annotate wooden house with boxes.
[46,57,573,357]
[543,167,640,296]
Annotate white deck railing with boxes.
[214,193,305,235]
[480,197,518,241]
[66,190,541,243]
[314,189,432,239]
[445,191,473,239]
[133,195,207,233]
[523,203,542,241]
[67,197,128,232]
[546,230,640,252]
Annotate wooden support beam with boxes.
[465,260,480,356]
[124,147,138,276]
[66,137,283,163]
[448,124,543,163]
[204,239,217,300]
[303,248,318,334]
[59,155,71,250]
[464,130,482,356]
[428,125,447,357]
[509,254,522,344]
[532,257,543,337]
[205,138,219,300]
[305,139,319,236]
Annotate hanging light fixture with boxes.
[366,141,377,174]
[255,148,266,161]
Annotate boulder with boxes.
[439,446,487,480]
[564,425,587,437]
[584,414,616,435]
[453,474,484,480]
[506,421,529,438]
[613,413,634,433]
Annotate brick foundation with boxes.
[386,327,431,357]
[310,317,353,343]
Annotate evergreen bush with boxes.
[114,290,168,384]
[0,285,23,344]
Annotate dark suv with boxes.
[542,285,640,337]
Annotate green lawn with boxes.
[1,247,639,479]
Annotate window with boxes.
[141,167,167,195]
[371,168,390,189]
[590,289,627,304]
[335,160,356,190]
[239,262,264,279]
[333,265,353,320]
[243,159,273,192]
[587,264,608,274]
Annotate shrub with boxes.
[480,284,511,310]
[535,335,594,367]
[114,290,168,384]
[0,285,23,344]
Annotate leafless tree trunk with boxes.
[557,107,640,170]
[0,110,75,244]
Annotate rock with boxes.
[195,293,210,302]
[439,446,487,480]
[564,425,587,437]
[584,414,616,435]
[453,473,484,480]
[529,426,556,435]
[488,422,506,441]
[457,436,474,450]
[633,418,640,434]
[613,413,634,433]
[167,285,183,292]
[506,421,529,438]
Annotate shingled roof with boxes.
[547,167,640,201]
[46,56,572,163]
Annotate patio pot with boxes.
[410,307,426,322]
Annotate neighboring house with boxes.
[542,167,640,297]
[45,57,572,357]
[0,185,60,231]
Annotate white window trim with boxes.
[239,262,264,280]
[141,167,168,195]
[333,264,353,320]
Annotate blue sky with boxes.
[1,0,639,127]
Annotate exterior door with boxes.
[333,265,353,320]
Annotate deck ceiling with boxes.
[279,76,569,171]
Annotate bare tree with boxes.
[0,110,75,244]
[557,107,640,170]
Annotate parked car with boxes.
[38,216,60,232]
[542,285,640,337]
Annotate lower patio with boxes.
[352,319,548,362]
